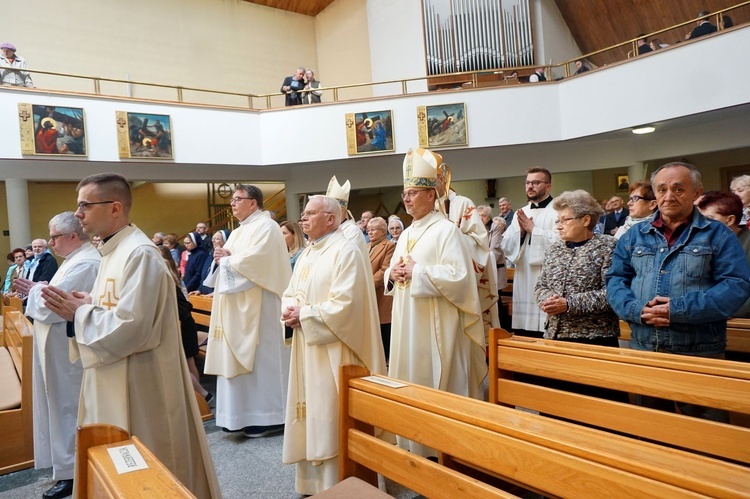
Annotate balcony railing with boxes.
[1,2,746,110]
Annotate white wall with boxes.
[366,0,428,95]
[532,0,581,77]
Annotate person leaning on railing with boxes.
[0,42,34,88]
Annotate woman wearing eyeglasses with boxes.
[535,190,620,345]
[614,180,658,240]
[534,189,626,400]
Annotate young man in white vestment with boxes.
[434,154,500,338]
[500,167,559,337]
[385,148,487,457]
[203,184,291,437]
[16,212,101,499]
[281,195,387,495]
[41,173,220,499]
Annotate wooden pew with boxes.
[489,328,750,465]
[330,364,750,498]
[76,424,195,498]
[0,307,34,475]
[188,294,212,359]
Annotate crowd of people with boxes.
[6,152,750,498]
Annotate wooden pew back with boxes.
[0,308,34,475]
[77,424,195,498]
[489,328,750,464]
[339,364,750,498]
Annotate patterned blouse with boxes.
[534,234,619,340]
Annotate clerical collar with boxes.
[529,196,552,210]
[102,224,131,244]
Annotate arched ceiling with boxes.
[553,0,749,65]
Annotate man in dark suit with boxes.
[636,34,652,55]
[498,197,514,225]
[280,67,306,106]
[603,196,629,235]
[687,11,718,40]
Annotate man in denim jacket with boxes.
[607,162,750,421]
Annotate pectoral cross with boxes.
[99,278,119,309]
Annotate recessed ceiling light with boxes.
[632,126,655,135]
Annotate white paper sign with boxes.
[361,375,407,388]
[107,444,149,474]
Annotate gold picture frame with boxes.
[417,103,467,149]
[18,103,87,156]
[345,110,394,155]
[616,175,630,192]
[116,111,174,159]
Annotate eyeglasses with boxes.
[554,216,583,225]
[525,180,549,187]
[77,201,114,212]
[49,233,72,243]
[401,189,428,200]
[301,210,332,218]
[230,197,253,205]
[628,195,653,203]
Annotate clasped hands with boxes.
[281,306,301,328]
[390,257,415,284]
[641,296,670,327]
[40,285,92,322]
[214,247,231,263]
[540,294,567,316]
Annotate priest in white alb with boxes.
[385,148,487,456]
[500,167,559,337]
[42,173,220,499]
[18,212,100,499]
[435,156,500,338]
[281,195,386,495]
[204,183,291,438]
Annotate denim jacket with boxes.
[606,209,750,355]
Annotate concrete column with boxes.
[6,178,31,250]
[628,162,648,184]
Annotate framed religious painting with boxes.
[18,103,87,156]
[345,110,395,155]
[116,111,174,159]
[616,174,630,192]
[417,103,467,149]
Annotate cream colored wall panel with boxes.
[315,0,372,101]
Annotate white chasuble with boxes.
[442,191,500,336]
[385,210,487,399]
[27,243,100,480]
[500,202,559,332]
[204,210,292,429]
[73,225,220,498]
[281,229,386,495]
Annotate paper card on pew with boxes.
[362,376,408,388]
[107,444,149,474]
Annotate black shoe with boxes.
[204,392,214,405]
[221,426,242,433]
[242,424,285,438]
[43,480,74,499]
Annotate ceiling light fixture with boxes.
[632,126,656,135]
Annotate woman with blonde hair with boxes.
[730,175,750,226]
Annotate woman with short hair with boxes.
[614,179,657,239]
[730,175,750,226]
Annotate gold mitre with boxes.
[403,148,442,188]
[326,175,351,208]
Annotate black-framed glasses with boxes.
[554,216,583,225]
[628,195,653,203]
[230,197,253,205]
[525,180,549,187]
[77,201,114,212]
[49,233,72,243]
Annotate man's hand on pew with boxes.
[41,285,92,321]
[641,296,670,327]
